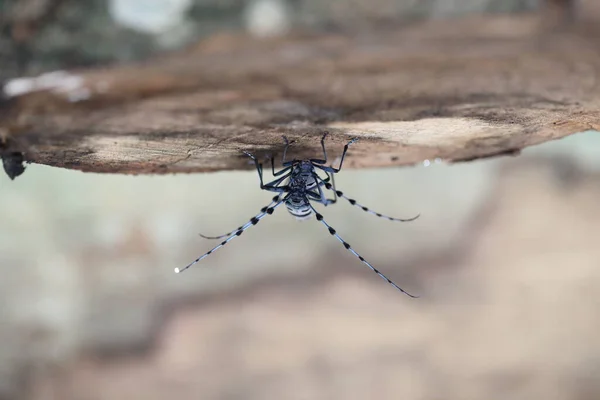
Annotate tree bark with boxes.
[1,14,599,174]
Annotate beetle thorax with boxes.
[285,162,316,220]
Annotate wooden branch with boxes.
[1,14,599,175]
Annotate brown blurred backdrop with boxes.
[1,131,599,400]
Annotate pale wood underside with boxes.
[1,15,599,174]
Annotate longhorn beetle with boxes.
[175,133,420,297]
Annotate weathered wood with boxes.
[1,14,599,174]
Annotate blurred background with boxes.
[2,1,600,399]
[0,0,541,79]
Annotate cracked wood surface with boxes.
[0,15,599,174]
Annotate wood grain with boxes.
[1,15,599,174]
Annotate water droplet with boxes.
[423,159,431,167]
[174,267,181,273]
